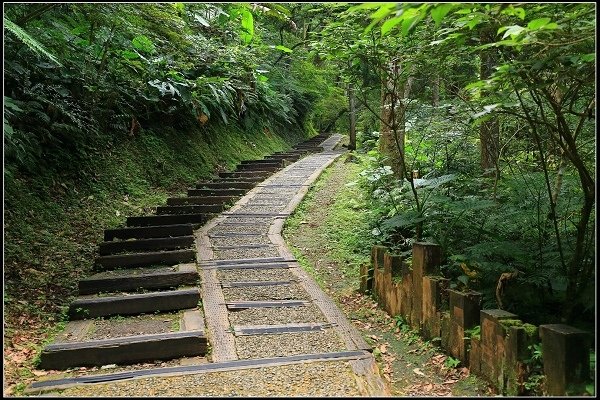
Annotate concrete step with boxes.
[239,159,285,166]
[126,214,210,227]
[39,310,207,369]
[187,188,248,197]
[167,196,238,206]
[264,154,301,161]
[156,204,224,214]
[98,235,194,256]
[196,181,256,190]
[79,264,198,295]
[104,224,194,241]
[235,163,281,171]
[211,176,265,182]
[218,171,272,179]
[95,249,196,270]
[69,287,201,319]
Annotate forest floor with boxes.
[283,153,494,396]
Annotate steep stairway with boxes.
[37,134,330,371]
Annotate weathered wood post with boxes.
[479,309,519,392]
[372,245,387,301]
[540,324,591,396]
[447,289,481,366]
[361,245,386,293]
[411,242,442,329]
[422,276,449,340]
[383,251,403,316]
[504,324,539,396]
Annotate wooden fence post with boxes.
[411,242,442,329]
[540,324,591,396]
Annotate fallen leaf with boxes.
[413,368,426,377]
[379,343,388,354]
[443,379,458,385]
[31,370,48,376]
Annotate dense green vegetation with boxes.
[3,5,338,385]
[310,3,595,327]
[2,3,595,393]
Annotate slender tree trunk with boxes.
[348,83,356,151]
[379,59,405,178]
[479,26,500,179]
[432,74,440,107]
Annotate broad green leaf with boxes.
[171,3,185,12]
[466,14,483,30]
[121,50,139,60]
[527,17,551,30]
[132,35,155,54]
[70,25,87,35]
[430,3,454,27]
[239,8,254,44]
[500,25,525,39]
[413,174,456,189]
[274,45,293,53]
[401,15,418,36]
[349,2,393,11]
[454,8,473,15]
[457,275,470,286]
[370,4,396,20]
[381,16,403,36]
[471,104,500,120]
[581,53,595,62]
[365,3,398,33]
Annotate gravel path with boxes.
[217,268,295,282]
[228,304,327,325]
[209,235,271,247]
[214,246,280,259]
[223,283,310,301]
[235,329,346,359]
[57,361,362,397]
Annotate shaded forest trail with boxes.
[23,133,493,397]
[25,134,389,396]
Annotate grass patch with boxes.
[284,152,376,292]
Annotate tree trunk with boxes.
[432,74,440,107]
[379,59,407,179]
[479,26,500,178]
[348,83,356,151]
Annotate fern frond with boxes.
[3,17,63,67]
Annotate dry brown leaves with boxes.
[3,315,54,396]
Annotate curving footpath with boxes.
[195,134,388,395]
[27,134,388,396]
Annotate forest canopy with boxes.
[3,2,596,332]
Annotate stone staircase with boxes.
[37,134,330,370]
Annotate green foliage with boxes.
[394,315,410,331]
[464,325,481,341]
[3,3,332,179]
[327,2,595,325]
[3,16,62,66]
[445,356,461,369]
